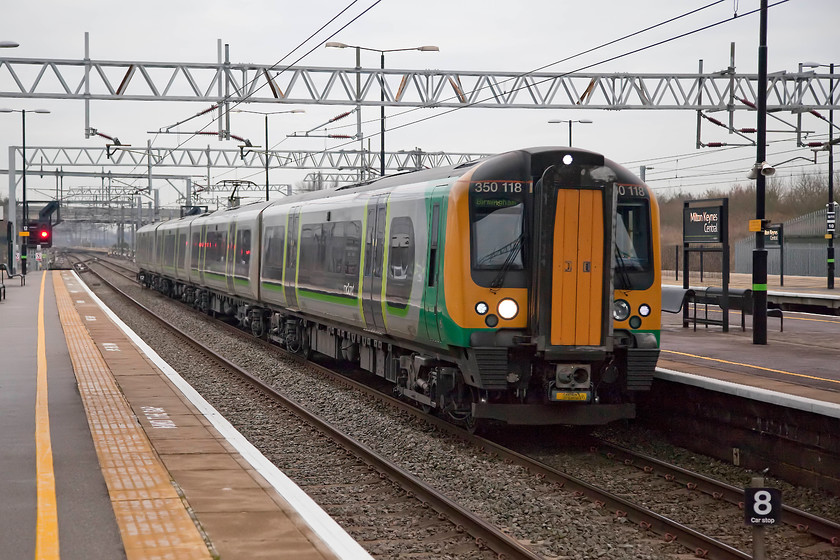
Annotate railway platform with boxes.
[0,269,371,560]
[659,272,840,416]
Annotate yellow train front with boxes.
[425,147,661,426]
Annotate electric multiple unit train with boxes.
[136,147,661,427]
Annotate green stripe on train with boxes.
[298,288,358,306]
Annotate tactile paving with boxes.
[54,272,212,560]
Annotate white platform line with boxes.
[656,367,840,419]
[73,271,374,560]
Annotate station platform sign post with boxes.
[744,476,782,560]
[682,198,729,331]
[765,223,784,287]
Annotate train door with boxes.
[284,208,301,309]
[362,194,389,332]
[225,222,235,293]
[198,224,208,285]
[550,184,606,346]
[422,188,446,343]
[533,165,611,349]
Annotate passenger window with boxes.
[234,228,251,277]
[386,216,414,308]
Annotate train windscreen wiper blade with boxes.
[489,234,524,293]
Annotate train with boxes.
[136,147,661,428]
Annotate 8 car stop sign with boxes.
[744,487,782,526]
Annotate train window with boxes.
[205,229,227,275]
[344,221,362,277]
[615,202,654,290]
[386,217,414,308]
[471,199,524,270]
[324,221,362,278]
[299,224,326,288]
[234,228,251,277]
[163,233,176,268]
[177,232,187,270]
[263,225,285,282]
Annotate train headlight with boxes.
[475,301,489,315]
[638,304,651,317]
[497,298,519,320]
[613,299,631,321]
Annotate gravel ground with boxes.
[84,264,840,559]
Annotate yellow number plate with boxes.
[551,391,591,402]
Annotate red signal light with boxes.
[40,230,49,239]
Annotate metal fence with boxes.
[734,208,831,276]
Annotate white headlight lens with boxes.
[639,304,651,317]
[613,299,631,321]
[497,298,519,320]
[475,301,489,315]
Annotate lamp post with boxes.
[1,108,51,276]
[326,42,439,177]
[803,61,837,289]
[752,0,769,345]
[233,109,304,201]
[547,119,593,146]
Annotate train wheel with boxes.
[296,325,311,359]
[463,414,488,435]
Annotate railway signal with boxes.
[28,220,52,248]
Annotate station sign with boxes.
[744,487,782,526]
[765,224,782,246]
[683,205,723,243]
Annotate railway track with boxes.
[79,254,840,559]
[74,256,541,560]
[589,440,840,546]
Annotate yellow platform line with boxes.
[662,348,840,385]
[53,272,211,560]
[36,272,59,560]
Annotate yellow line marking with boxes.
[690,307,840,324]
[788,315,840,324]
[54,273,212,560]
[36,272,60,559]
[662,349,840,385]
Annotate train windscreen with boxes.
[472,197,524,270]
[615,197,654,290]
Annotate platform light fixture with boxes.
[233,108,305,201]
[326,42,439,177]
[548,119,593,147]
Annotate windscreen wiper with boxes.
[489,234,524,293]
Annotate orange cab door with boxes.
[550,187,606,347]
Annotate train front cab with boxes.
[441,148,660,426]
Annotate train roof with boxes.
[138,147,647,232]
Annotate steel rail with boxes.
[88,256,831,558]
[591,440,840,546]
[119,277,750,560]
[77,259,544,560]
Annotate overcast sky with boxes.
[2,0,839,207]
